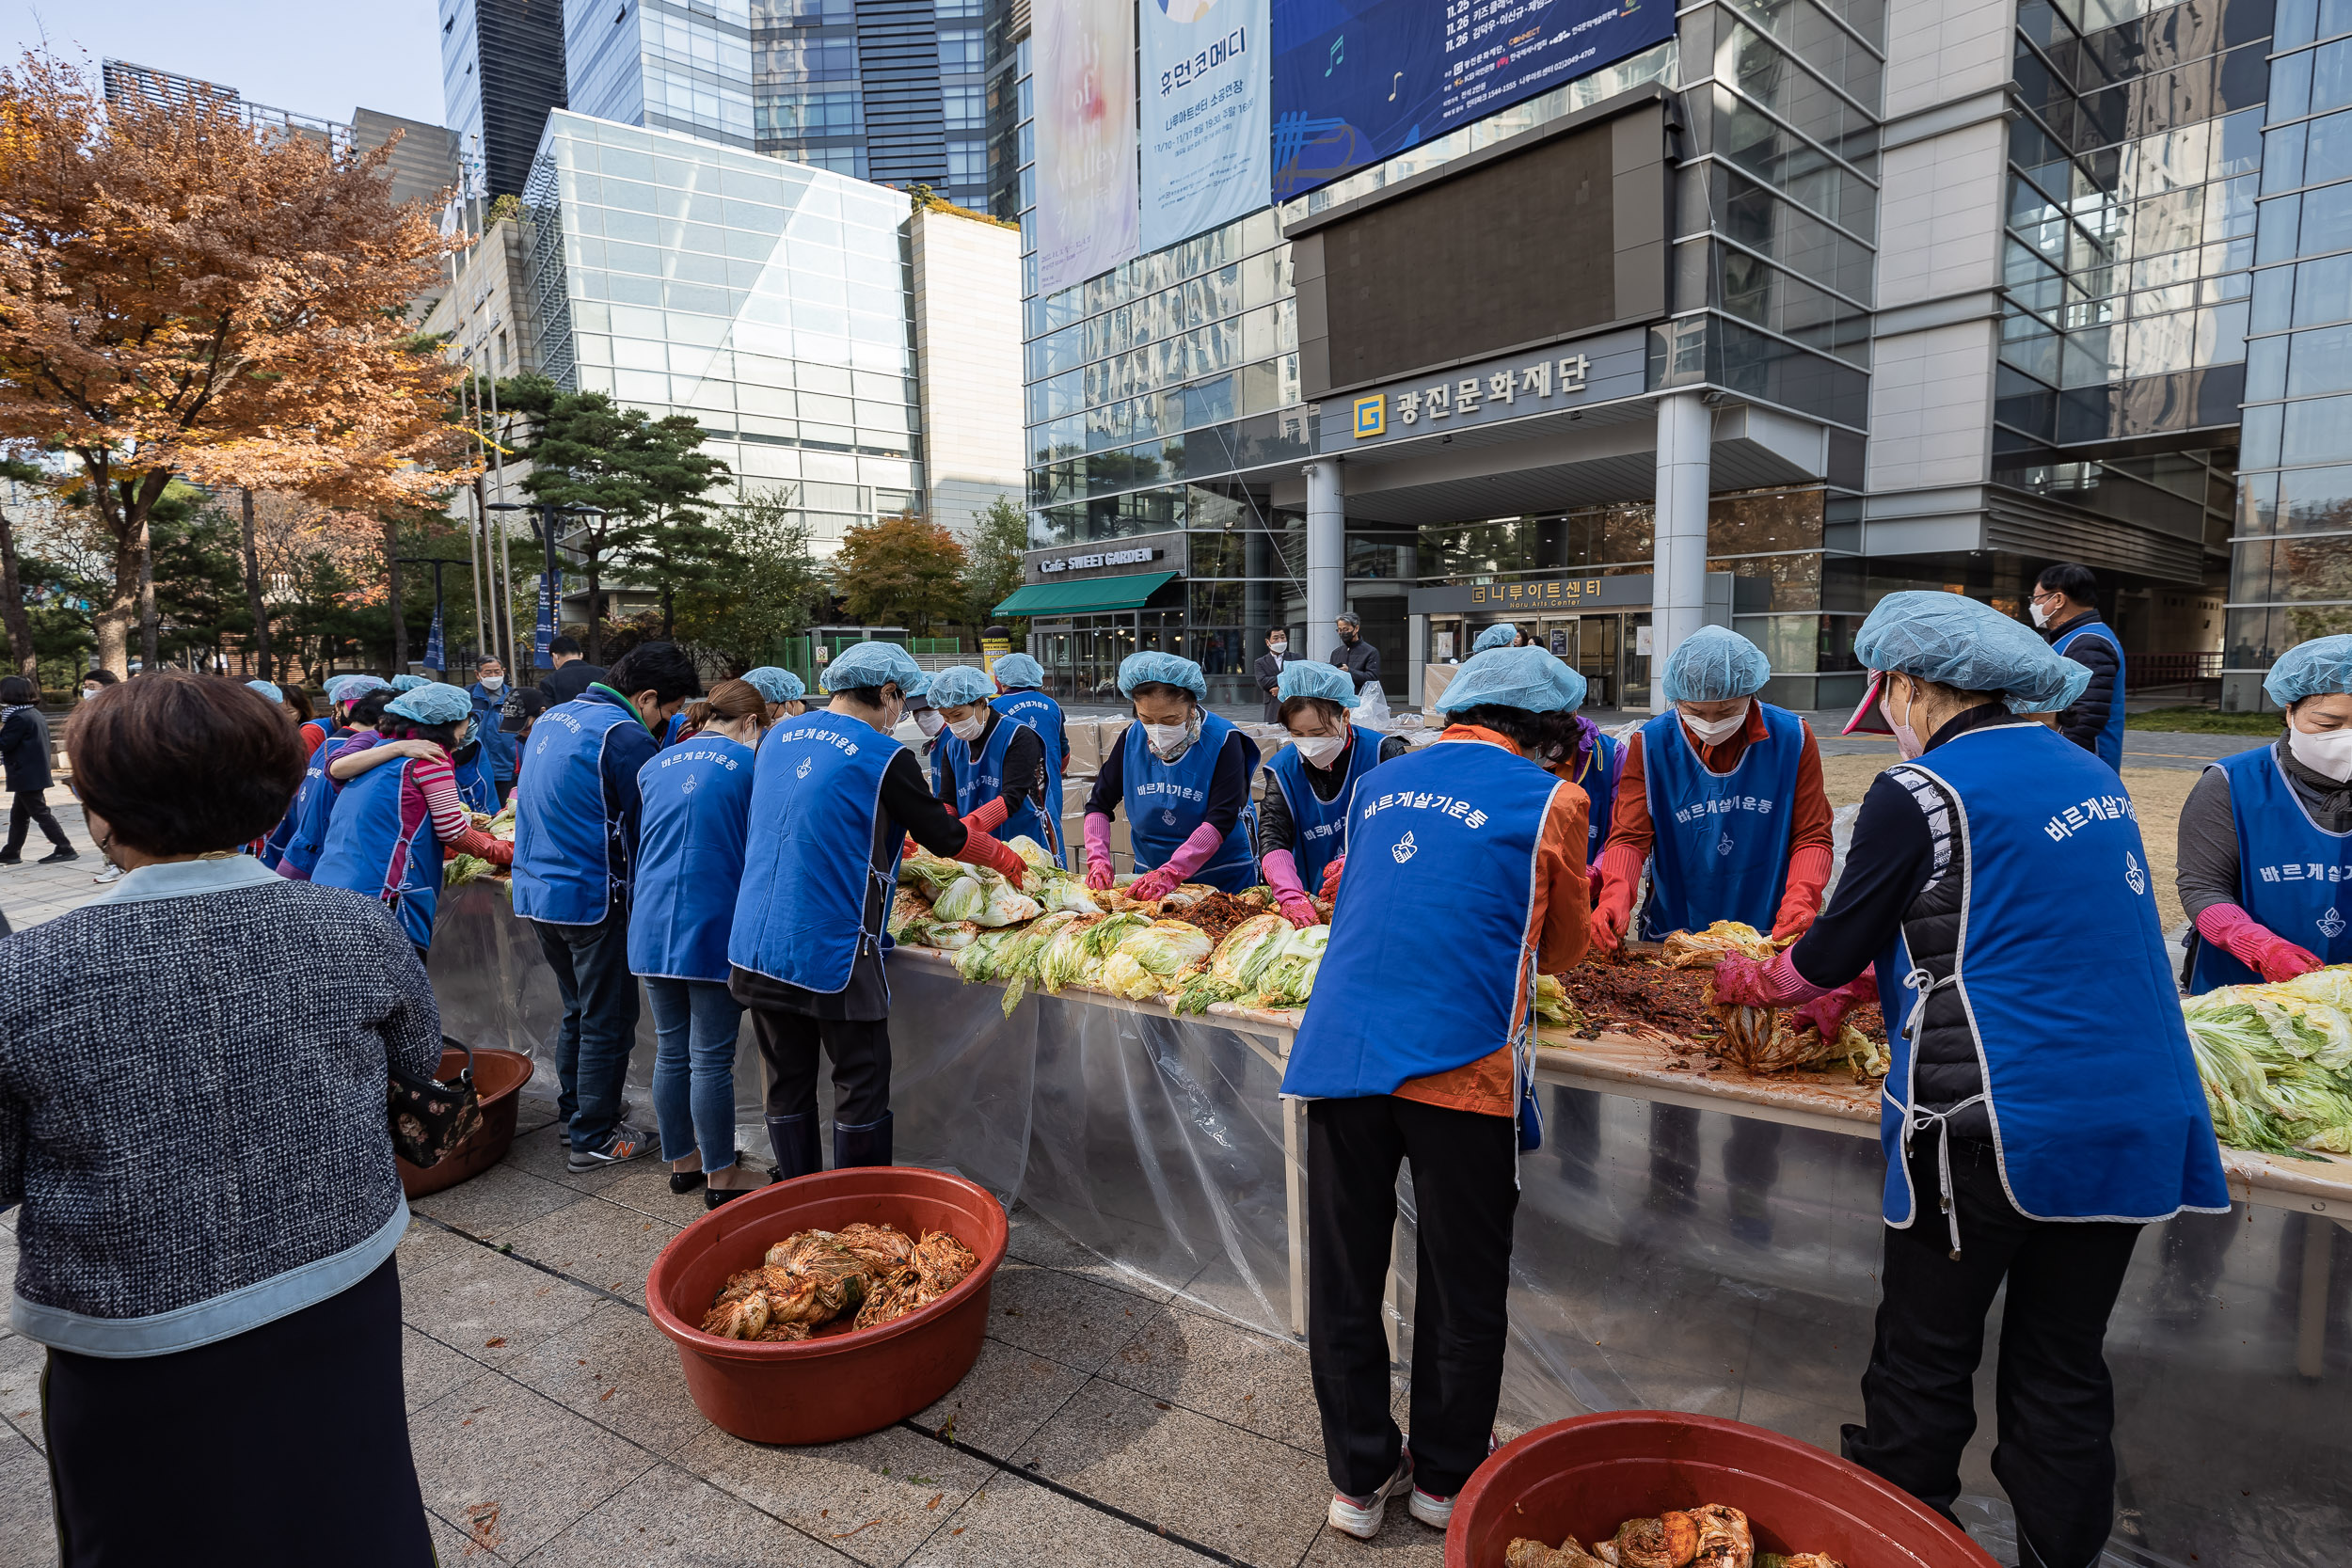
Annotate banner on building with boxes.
[1139,0,1271,254]
[1270,0,1675,200]
[1033,0,1141,297]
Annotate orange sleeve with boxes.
[1787,723,1834,854]
[1602,728,1654,857]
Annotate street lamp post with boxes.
[488,501,600,671]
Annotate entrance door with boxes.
[1572,615,1619,710]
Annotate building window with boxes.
[943,83,984,131]
[936,30,984,72]
[758,34,857,81]
[946,141,986,183]
[760,90,860,135]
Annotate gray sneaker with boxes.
[567,1121,657,1172]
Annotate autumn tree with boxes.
[673,489,827,670]
[836,513,967,636]
[0,53,476,676]
[961,495,1029,630]
[501,375,732,662]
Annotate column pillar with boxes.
[1407,611,1429,714]
[1650,391,1712,713]
[1304,459,1344,656]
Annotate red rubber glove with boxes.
[1794,970,1879,1037]
[1318,855,1345,901]
[953,828,1026,888]
[1772,845,1834,942]
[1129,864,1182,903]
[1591,844,1645,953]
[2198,902,2323,983]
[1275,891,1319,929]
[961,795,1009,834]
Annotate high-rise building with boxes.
[1008,0,2294,713]
[438,0,569,198]
[559,0,1005,213]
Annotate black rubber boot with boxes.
[766,1114,821,1181]
[833,1110,894,1169]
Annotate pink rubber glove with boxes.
[2197,902,2324,983]
[1084,812,1116,890]
[1263,849,1320,928]
[1131,820,1229,902]
[1793,969,1879,1037]
[1128,864,1183,902]
[1710,948,1834,1008]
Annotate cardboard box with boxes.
[1422,664,1460,712]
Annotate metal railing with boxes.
[2125,652,2223,690]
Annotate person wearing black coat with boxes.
[1254,628,1297,721]
[0,674,75,864]
[536,637,609,705]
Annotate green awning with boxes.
[993,570,1178,617]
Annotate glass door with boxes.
[1574,614,1619,710]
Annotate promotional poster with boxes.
[1139,0,1272,253]
[1034,0,1142,295]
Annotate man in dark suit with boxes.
[536,636,608,705]
[1254,627,1297,721]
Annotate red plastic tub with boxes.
[398,1044,534,1199]
[644,1165,1009,1445]
[1447,1413,1996,1568]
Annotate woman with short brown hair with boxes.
[0,672,438,1565]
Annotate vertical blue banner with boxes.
[1139,0,1271,253]
[535,573,556,669]
[1270,0,1674,200]
[424,601,445,672]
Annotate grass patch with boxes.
[2125,706,2282,735]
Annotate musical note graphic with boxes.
[1326,35,1344,74]
[1389,71,1404,100]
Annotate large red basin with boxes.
[644,1164,1008,1446]
[1447,1412,1996,1568]
[397,1044,533,1198]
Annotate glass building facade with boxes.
[438,0,572,198]
[566,0,759,149]
[2233,0,2352,706]
[523,111,925,552]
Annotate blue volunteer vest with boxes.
[469,684,517,779]
[629,735,757,982]
[1266,725,1388,892]
[2189,743,2352,993]
[660,710,691,749]
[311,757,443,950]
[729,710,899,992]
[1123,713,1262,892]
[1576,730,1621,868]
[993,689,1069,866]
[933,710,1048,851]
[1639,705,1804,940]
[453,750,499,814]
[2051,621,2127,772]
[1878,726,2228,1226]
[1284,739,1562,1101]
[272,732,377,879]
[512,694,643,926]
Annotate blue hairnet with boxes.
[993,653,1044,689]
[1854,592,2091,714]
[1471,624,1518,655]
[1434,646,1587,714]
[1277,660,1359,708]
[739,666,804,705]
[327,674,392,705]
[1118,651,1206,699]
[1661,626,1772,704]
[927,665,996,708]
[245,679,283,704]
[386,682,477,727]
[818,641,931,698]
[2264,635,2352,706]
[389,673,430,693]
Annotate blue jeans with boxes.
[644,976,745,1172]
[531,913,640,1152]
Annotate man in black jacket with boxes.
[1254,627,1297,721]
[2032,562,2123,769]
[536,636,608,705]
[0,675,74,864]
[1328,612,1380,694]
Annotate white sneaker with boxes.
[1327,1450,1412,1541]
[1407,1487,1454,1530]
[91,864,122,884]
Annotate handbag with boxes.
[389,1037,485,1167]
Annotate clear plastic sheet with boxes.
[429,888,2351,1565]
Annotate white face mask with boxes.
[946,713,986,743]
[1678,700,1750,747]
[1143,721,1195,761]
[1294,732,1347,768]
[1267,640,1287,655]
[1880,679,1926,761]
[2029,599,2053,628]
[914,709,945,738]
[2288,722,2352,783]
[480,674,504,691]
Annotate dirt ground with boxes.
[1819,754,2196,932]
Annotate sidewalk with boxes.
[0,788,108,934]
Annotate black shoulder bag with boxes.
[389,1037,485,1167]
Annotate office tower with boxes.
[439,0,569,198]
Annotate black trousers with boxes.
[1307,1095,1518,1499]
[1842,1137,2142,1568]
[751,1006,892,1124]
[5,788,70,856]
[44,1254,431,1566]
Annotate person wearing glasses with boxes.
[2030,562,2125,772]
